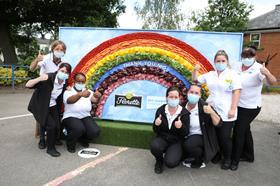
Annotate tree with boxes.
[191,0,253,32]
[0,0,125,64]
[134,0,184,30]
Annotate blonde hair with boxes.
[214,50,229,61]
[214,50,231,68]
[50,40,66,52]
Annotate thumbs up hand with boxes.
[260,63,270,76]
[155,114,162,126]
[36,50,44,62]
[203,104,214,115]
[194,64,200,71]
[174,116,182,129]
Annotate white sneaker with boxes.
[182,161,206,168]
[182,161,191,168]
[200,162,206,168]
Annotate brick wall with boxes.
[244,32,280,84]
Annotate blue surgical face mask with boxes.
[242,58,255,67]
[215,62,227,72]
[57,71,69,81]
[53,51,65,58]
[74,83,85,91]
[167,98,179,107]
[187,93,200,104]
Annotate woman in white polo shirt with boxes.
[193,50,242,170]
[62,72,100,153]
[30,40,67,75]
[231,47,277,170]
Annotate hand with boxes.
[228,108,236,119]
[36,51,44,62]
[81,89,91,98]
[203,104,214,115]
[174,116,182,129]
[39,74,48,81]
[260,63,270,76]
[155,114,162,126]
[194,64,200,71]
[66,86,72,91]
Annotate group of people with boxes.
[151,47,277,173]
[26,40,100,157]
[25,40,276,173]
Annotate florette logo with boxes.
[115,92,142,108]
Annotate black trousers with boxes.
[40,106,61,141]
[62,116,100,148]
[183,134,204,164]
[216,121,234,162]
[150,136,183,168]
[44,106,60,150]
[232,106,261,163]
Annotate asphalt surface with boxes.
[0,91,279,186]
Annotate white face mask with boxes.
[53,51,65,58]
[167,98,179,107]
[74,83,86,91]
[241,58,255,67]
[57,71,69,81]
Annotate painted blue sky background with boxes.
[59,27,243,69]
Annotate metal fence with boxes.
[0,64,34,90]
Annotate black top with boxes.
[183,99,222,163]
[153,104,190,144]
[27,72,66,126]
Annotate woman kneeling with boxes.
[62,72,100,153]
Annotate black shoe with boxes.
[47,148,61,157]
[55,140,63,146]
[38,139,46,149]
[221,161,231,170]
[240,157,254,162]
[191,162,202,168]
[230,163,238,171]
[154,160,163,174]
[211,153,221,164]
[67,146,76,153]
[79,140,89,148]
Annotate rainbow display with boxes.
[72,32,214,118]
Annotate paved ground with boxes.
[0,91,279,186]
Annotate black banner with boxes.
[115,95,142,108]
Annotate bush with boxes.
[262,86,280,94]
[0,66,29,86]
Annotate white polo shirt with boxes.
[38,53,62,75]
[62,88,93,120]
[233,62,265,109]
[49,76,65,107]
[186,103,202,136]
[197,68,242,121]
[164,105,182,130]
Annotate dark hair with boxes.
[59,63,72,74]
[74,72,86,80]
[189,82,202,89]
[51,40,66,52]
[214,50,229,61]
[241,47,256,58]
[166,86,180,97]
